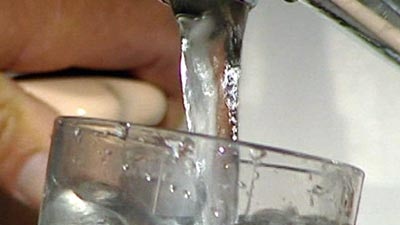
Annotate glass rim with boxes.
[54,116,365,177]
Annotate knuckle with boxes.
[0,78,20,162]
[0,108,18,161]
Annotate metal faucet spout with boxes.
[160,0,257,15]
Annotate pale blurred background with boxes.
[240,1,400,225]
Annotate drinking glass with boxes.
[38,116,364,225]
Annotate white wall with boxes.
[240,1,400,224]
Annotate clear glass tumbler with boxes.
[38,117,364,225]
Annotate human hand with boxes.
[0,0,180,210]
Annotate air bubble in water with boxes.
[169,184,176,193]
[183,190,191,199]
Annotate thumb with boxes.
[0,75,57,208]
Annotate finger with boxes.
[2,0,181,101]
[4,0,179,72]
[2,0,182,127]
[18,76,168,125]
[0,75,57,207]
[0,74,171,208]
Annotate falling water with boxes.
[170,0,254,141]
[164,1,254,225]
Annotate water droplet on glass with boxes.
[121,164,129,171]
[74,128,81,136]
[213,210,221,218]
[184,159,197,175]
[224,163,231,169]
[183,190,191,199]
[239,181,247,189]
[217,146,226,155]
[311,185,325,195]
[74,128,82,142]
[166,139,195,161]
[250,149,267,161]
[211,202,227,219]
[195,159,206,174]
[144,173,152,182]
[115,122,131,140]
[169,184,176,193]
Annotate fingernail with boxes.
[16,151,48,207]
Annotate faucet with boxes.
[160,0,257,15]
[290,0,400,64]
[162,0,400,64]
